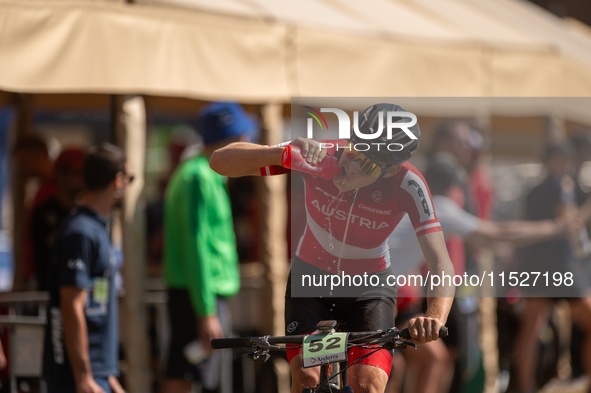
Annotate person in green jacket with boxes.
[161,102,257,393]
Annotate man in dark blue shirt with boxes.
[43,144,132,393]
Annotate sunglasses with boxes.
[343,140,388,178]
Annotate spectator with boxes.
[516,144,591,393]
[426,120,488,393]
[14,136,55,289]
[570,130,591,206]
[569,130,591,379]
[387,160,574,393]
[428,120,472,180]
[146,130,201,277]
[389,159,578,273]
[30,148,85,291]
[466,128,494,220]
[13,135,55,204]
[42,144,131,393]
[427,121,473,276]
[161,102,256,393]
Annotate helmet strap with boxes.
[378,163,395,180]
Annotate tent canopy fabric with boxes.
[0,1,290,101]
[1,0,591,102]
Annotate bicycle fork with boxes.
[303,361,353,393]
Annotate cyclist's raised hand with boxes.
[290,138,327,165]
[407,316,444,344]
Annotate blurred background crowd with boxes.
[0,99,590,393]
[1,0,591,393]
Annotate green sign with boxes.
[302,332,348,368]
[93,278,109,304]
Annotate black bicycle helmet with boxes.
[350,103,421,166]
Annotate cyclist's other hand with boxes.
[197,315,224,354]
[291,138,327,165]
[407,317,444,344]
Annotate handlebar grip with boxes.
[211,337,253,349]
[400,326,448,340]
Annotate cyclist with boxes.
[210,103,455,393]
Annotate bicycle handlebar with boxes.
[400,326,448,340]
[211,326,448,349]
[211,337,256,349]
[212,331,382,349]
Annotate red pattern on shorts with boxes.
[287,341,392,376]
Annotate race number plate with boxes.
[302,332,348,368]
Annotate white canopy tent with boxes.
[1,0,591,101]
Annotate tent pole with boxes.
[471,113,500,393]
[256,102,290,393]
[109,95,120,144]
[256,103,288,337]
[113,95,151,393]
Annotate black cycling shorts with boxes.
[284,258,396,373]
[284,258,396,336]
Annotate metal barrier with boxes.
[0,276,257,393]
[0,292,48,393]
[0,291,170,393]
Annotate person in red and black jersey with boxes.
[210,103,455,393]
[30,148,85,291]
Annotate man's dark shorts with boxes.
[165,289,231,390]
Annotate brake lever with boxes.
[234,349,253,360]
[384,339,417,351]
[367,330,399,346]
[252,336,282,350]
[233,347,272,362]
[233,335,276,362]
[248,349,271,363]
[401,340,417,350]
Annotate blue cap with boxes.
[198,102,258,145]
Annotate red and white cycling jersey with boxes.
[262,140,442,275]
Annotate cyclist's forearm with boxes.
[209,142,284,177]
[425,296,454,323]
[425,274,454,323]
[418,232,455,321]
